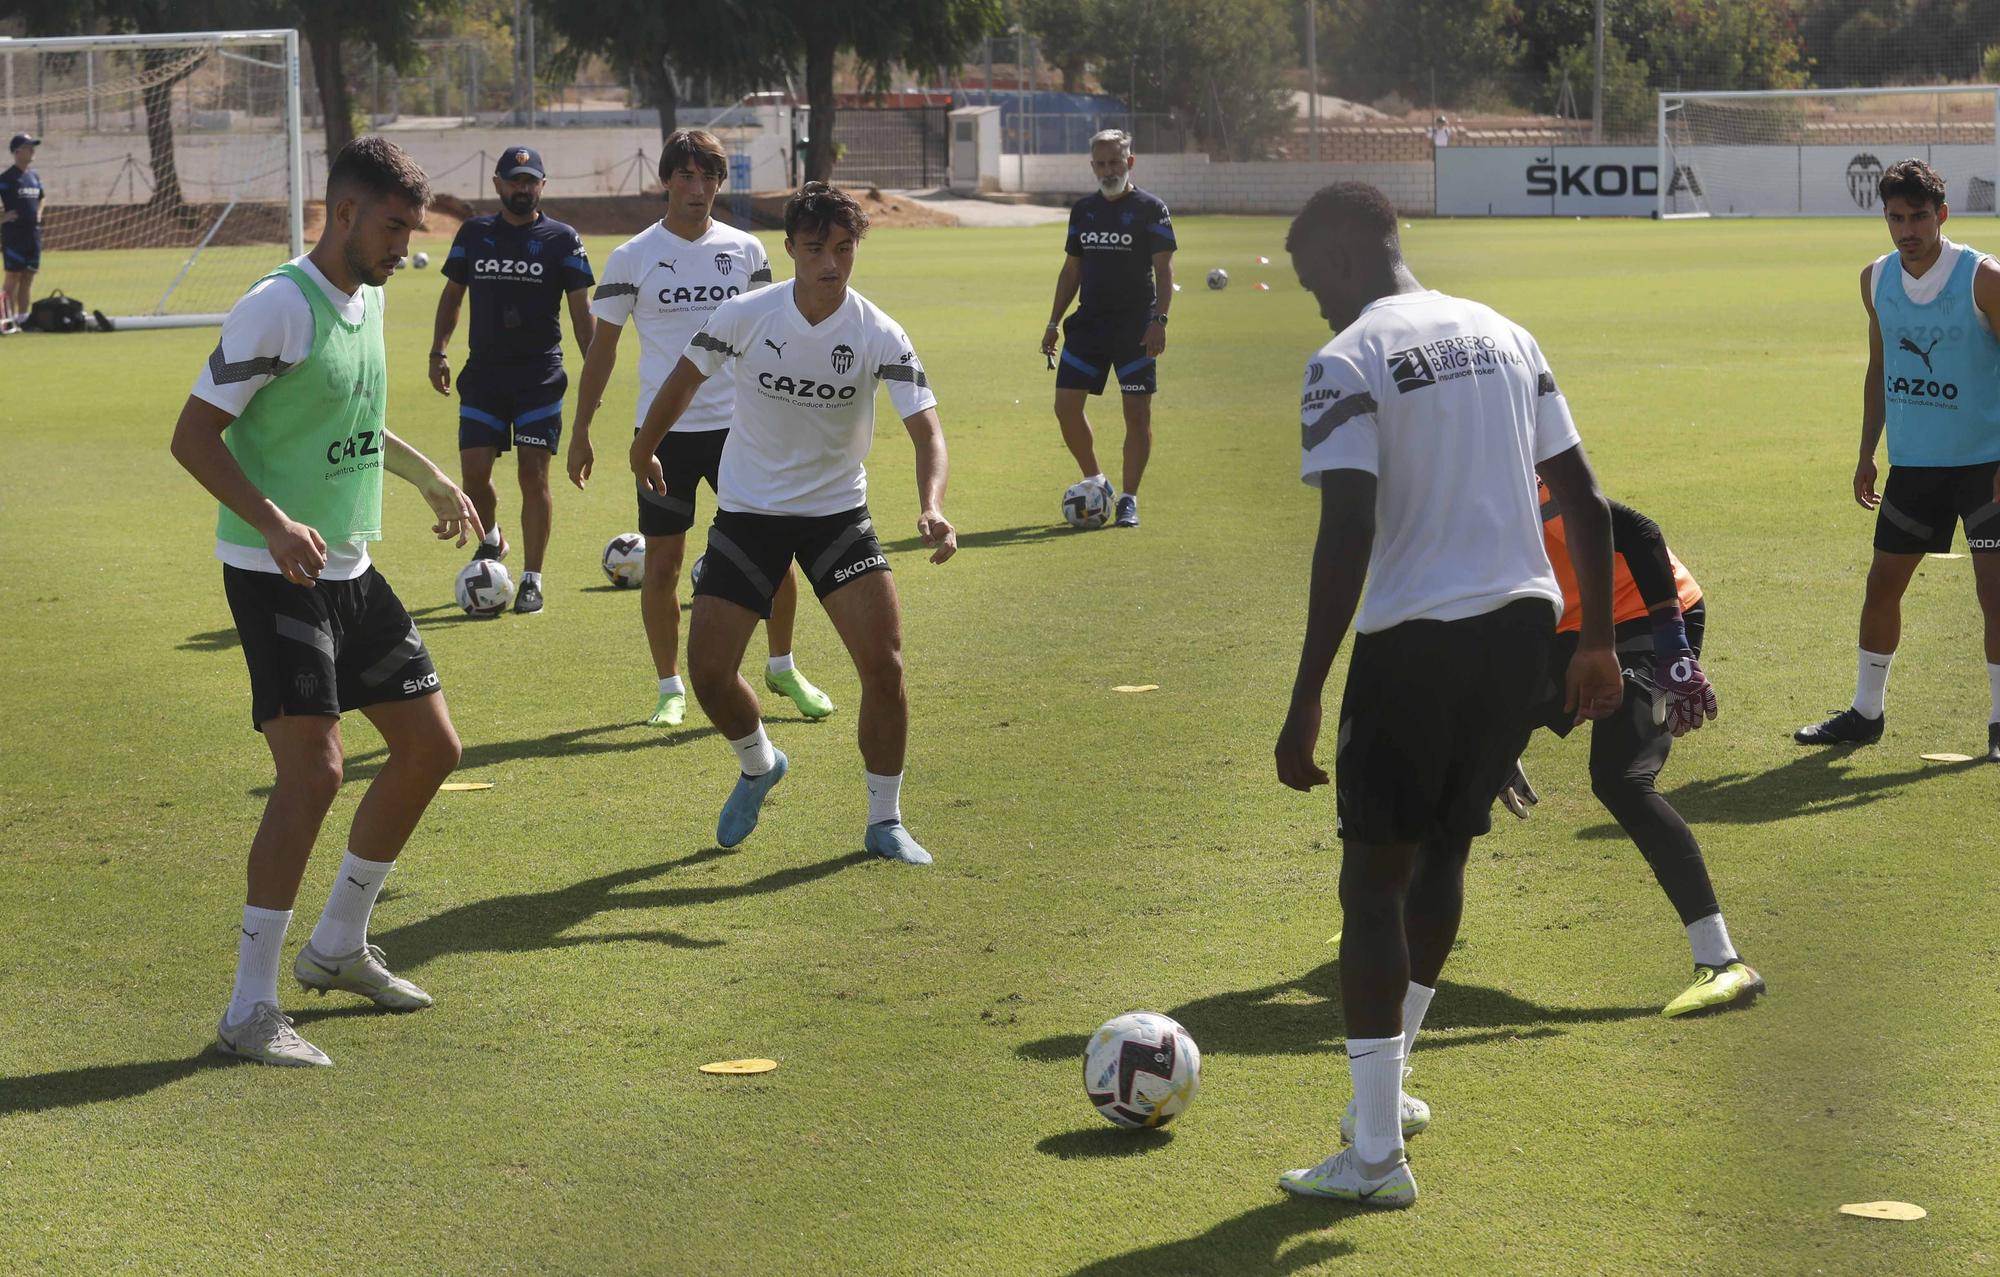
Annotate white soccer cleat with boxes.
[294,941,433,1010]
[213,1004,333,1068]
[1338,1068,1431,1142]
[1278,1146,1419,1208]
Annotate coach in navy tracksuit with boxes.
[1,132,46,323]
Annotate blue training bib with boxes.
[1875,247,2000,467]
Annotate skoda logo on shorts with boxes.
[714,253,732,276]
[831,343,855,375]
[1848,153,1884,210]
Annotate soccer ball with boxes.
[602,532,645,588]
[455,559,514,616]
[1085,1012,1202,1128]
[412,251,430,269]
[1061,480,1112,530]
[1207,268,1229,290]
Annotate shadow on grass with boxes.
[0,1054,233,1116]
[1037,1127,1176,1160]
[1571,747,1986,837]
[249,720,721,796]
[178,626,240,653]
[1016,960,1652,1064]
[1067,1199,1356,1276]
[880,524,1074,554]
[369,846,875,972]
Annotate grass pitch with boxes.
[2,215,1997,1275]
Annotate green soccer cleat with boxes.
[766,667,835,719]
[649,690,686,727]
[294,941,433,1011]
[214,1004,333,1068]
[1278,1147,1419,1208]
[1662,960,1765,1018]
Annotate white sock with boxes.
[522,570,541,587]
[729,724,776,776]
[1687,913,1738,967]
[1400,981,1436,1062]
[1346,1035,1409,1168]
[482,522,502,547]
[1085,471,1106,486]
[1988,662,2000,723]
[1853,647,1894,718]
[768,652,796,675]
[310,850,393,957]
[227,905,293,1025]
[1118,491,1136,503]
[658,675,684,697]
[866,770,903,825]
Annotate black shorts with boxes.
[1874,460,2000,554]
[457,360,566,453]
[2,233,39,273]
[696,505,888,619]
[1056,307,1156,396]
[638,428,729,538]
[1335,598,1555,844]
[223,564,440,730]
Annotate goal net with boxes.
[1658,86,2000,218]
[1,29,303,327]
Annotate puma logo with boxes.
[658,260,676,273]
[1900,334,1940,373]
[241,929,258,940]
[764,338,787,356]
[346,876,370,889]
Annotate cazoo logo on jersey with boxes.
[476,258,543,276]
[1076,230,1133,247]
[658,284,740,305]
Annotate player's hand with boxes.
[1660,650,1719,737]
[1275,698,1330,791]
[630,438,666,496]
[1497,758,1539,819]
[427,354,451,395]
[1565,642,1624,725]
[261,514,328,587]
[567,432,594,490]
[1144,318,1167,358]
[419,473,482,547]
[1854,456,1881,509]
[918,509,956,564]
[1040,322,1060,359]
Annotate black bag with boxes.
[23,291,88,333]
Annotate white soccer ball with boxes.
[455,559,514,616]
[1061,480,1112,530]
[412,251,431,269]
[602,532,645,588]
[1207,267,1229,290]
[1085,1012,1202,1129]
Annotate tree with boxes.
[1022,0,1099,93]
[1546,35,1654,137]
[1317,0,1522,107]
[1085,0,1298,158]
[1650,0,1807,92]
[533,0,794,141]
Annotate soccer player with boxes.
[1272,183,1622,1207]
[1,132,45,324]
[630,182,956,863]
[169,137,480,1068]
[1497,481,1762,1018]
[572,129,834,727]
[429,145,594,615]
[1795,158,2000,761]
[1039,129,1175,529]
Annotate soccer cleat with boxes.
[513,578,544,614]
[1987,721,2000,763]
[1115,494,1139,528]
[293,941,433,1011]
[648,691,686,727]
[472,527,508,563]
[214,1004,333,1068]
[1793,707,1883,746]
[1661,960,1765,1018]
[767,667,835,719]
[864,820,934,865]
[1338,1069,1431,1143]
[717,749,788,848]
[1278,1147,1419,1208]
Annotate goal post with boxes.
[1658,84,2000,219]
[0,28,304,328]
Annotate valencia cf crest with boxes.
[830,344,855,374]
[514,149,530,166]
[714,253,733,276]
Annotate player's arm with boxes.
[1042,255,1081,357]
[568,317,621,489]
[1145,250,1173,358]
[1611,499,1718,734]
[169,395,327,586]
[379,429,481,547]
[565,286,595,366]
[1276,469,1374,792]
[1537,445,1622,724]
[1974,258,2000,504]
[429,279,465,395]
[629,356,708,494]
[1857,263,1887,509]
[902,406,955,564]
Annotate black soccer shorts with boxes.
[1874,460,2000,554]
[695,505,888,618]
[223,564,440,730]
[637,428,730,538]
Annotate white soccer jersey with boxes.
[1298,289,1581,634]
[589,219,772,432]
[191,254,373,580]
[683,281,938,517]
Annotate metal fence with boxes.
[831,107,949,190]
[1011,111,1188,156]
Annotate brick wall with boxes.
[1004,152,1435,215]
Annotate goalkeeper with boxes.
[1499,482,1764,1019]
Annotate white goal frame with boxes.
[0,28,304,328]
[1658,84,2000,220]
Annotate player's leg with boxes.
[1957,463,2000,759]
[458,444,503,557]
[1054,313,1114,502]
[1053,387,1102,478]
[637,430,706,725]
[764,565,835,719]
[512,446,553,612]
[456,365,512,560]
[689,512,794,846]
[1116,391,1152,527]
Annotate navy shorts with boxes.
[3,233,40,273]
[457,360,566,453]
[696,505,887,619]
[1056,308,1156,396]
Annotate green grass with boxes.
[3,215,1998,1275]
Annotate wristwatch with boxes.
[428,350,447,360]
[1150,314,1169,326]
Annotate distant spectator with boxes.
[1431,116,1452,150]
[1,132,44,322]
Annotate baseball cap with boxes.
[495,146,544,179]
[9,133,40,151]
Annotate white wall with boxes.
[999,151,1435,215]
